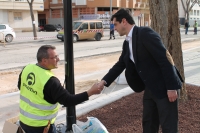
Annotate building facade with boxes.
[0,0,44,31]
[2,0,198,31]
[0,0,150,31]
[40,0,150,28]
[178,0,200,25]
[189,0,200,25]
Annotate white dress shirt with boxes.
[125,26,135,63]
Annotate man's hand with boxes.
[87,83,104,97]
[167,90,178,102]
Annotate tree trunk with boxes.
[149,0,187,101]
[186,11,189,21]
[186,1,190,22]
[28,0,37,40]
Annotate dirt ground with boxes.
[78,84,200,133]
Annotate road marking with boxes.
[183,46,200,53]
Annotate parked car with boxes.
[43,24,62,32]
[0,24,16,43]
[57,20,104,43]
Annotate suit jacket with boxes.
[102,26,183,99]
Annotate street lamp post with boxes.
[61,0,76,132]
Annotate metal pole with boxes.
[110,0,112,16]
[62,0,76,132]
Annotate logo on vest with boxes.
[23,72,37,95]
[27,72,35,85]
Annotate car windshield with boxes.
[73,22,82,30]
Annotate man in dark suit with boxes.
[98,8,183,133]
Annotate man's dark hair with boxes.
[111,8,135,25]
[37,45,56,62]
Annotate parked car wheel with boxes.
[95,34,102,41]
[5,34,13,42]
[73,35,78,43]
[0,24,16,42]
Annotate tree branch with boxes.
[181,0,186,11]
[189,0,198,11]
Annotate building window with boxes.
[190,10,193,15]
[194,10,196,15]
[14,12,22,20]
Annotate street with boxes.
[0,36,124,70]
[1,28,200,71]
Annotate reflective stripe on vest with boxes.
[20,95,58,110]
[20,108,58,120]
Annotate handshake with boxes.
[87,80,107,97]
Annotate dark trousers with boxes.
[194,27,197,34]
[142,88,178,133]
[20,121,57,133]
[185,27,188,34]
[109,30,115,39]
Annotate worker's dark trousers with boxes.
[142,88,178,133]
[20,121,57,133]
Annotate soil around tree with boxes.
[78,84,200,133]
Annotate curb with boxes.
[8,34,119,45]
[8,34,200,45]
[55,87,134,125]
[181,38,200,43]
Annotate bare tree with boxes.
[149,0,187,100]
[181,0,200,21]
[27,0,37,40]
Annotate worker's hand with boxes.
[98,80,106,88]
[167,90,178,102]
[87,83,104,97]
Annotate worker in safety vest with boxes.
[18,45,103,133]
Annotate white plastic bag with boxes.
[72,117,109,133]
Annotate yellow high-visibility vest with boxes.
[19,64,59,127]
